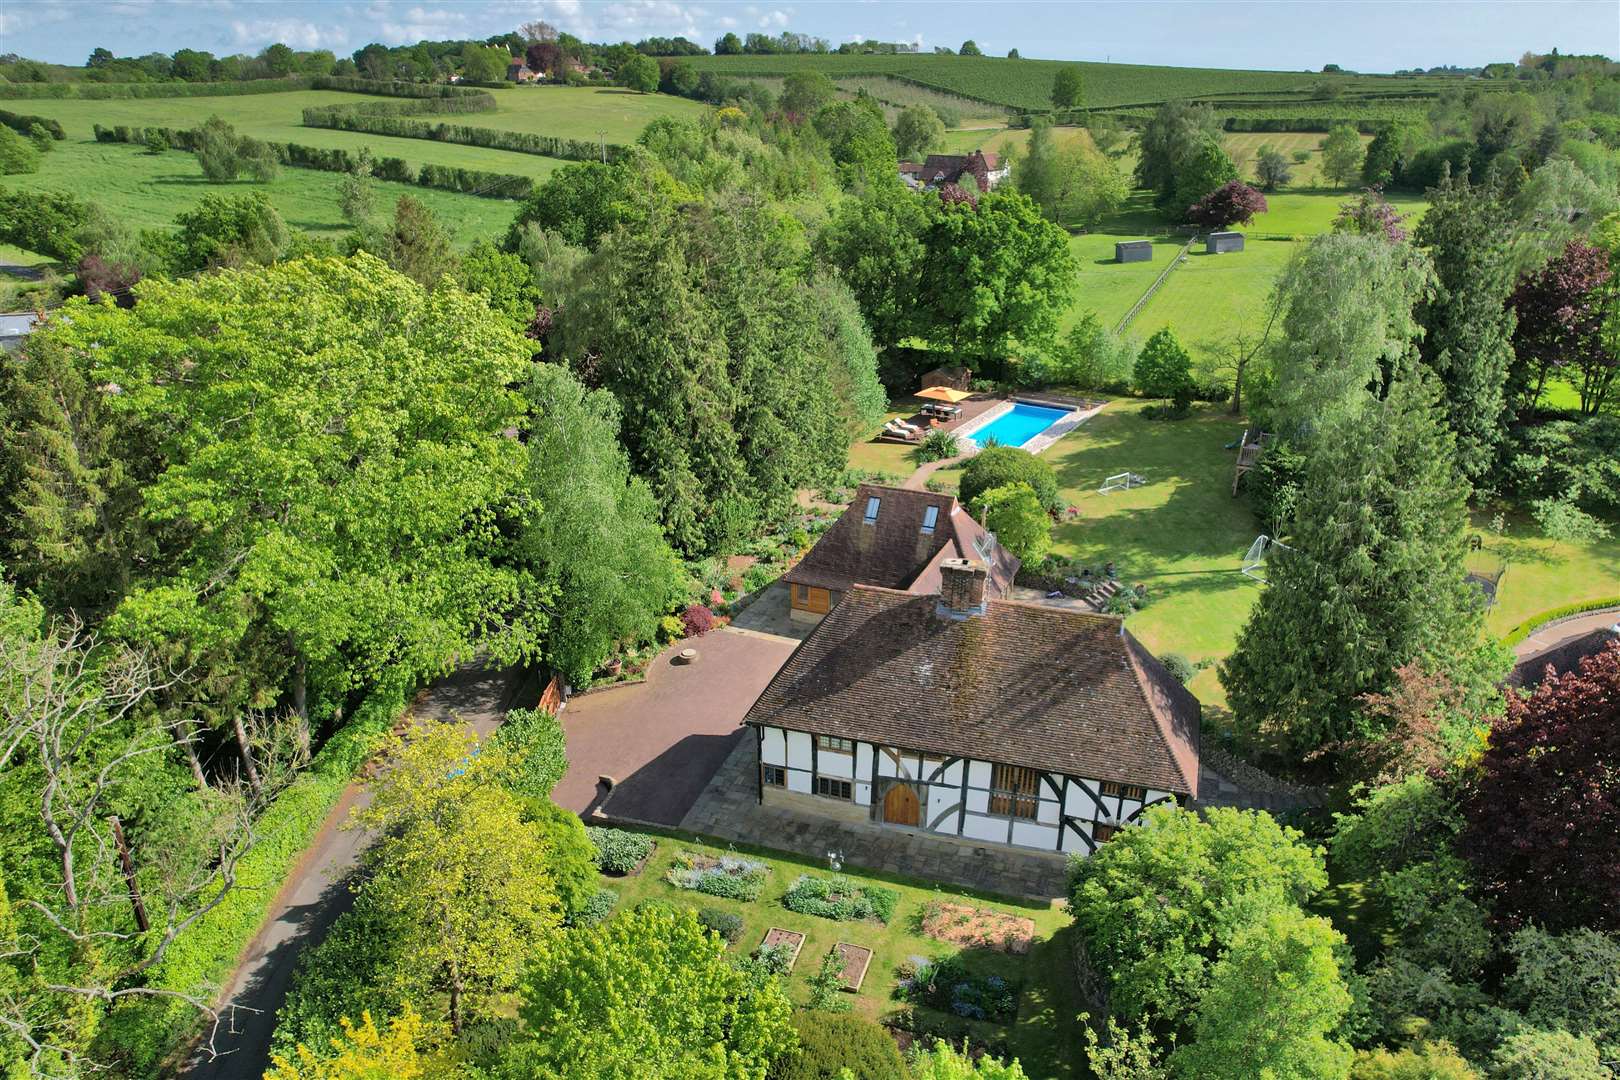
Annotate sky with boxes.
[1,0,1616,73]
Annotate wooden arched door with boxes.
[883,782,920,827]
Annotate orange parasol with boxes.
[915,385,974,403]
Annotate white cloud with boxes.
[757,8,789,29]
[488,0,715,42]
[230,16,349,50]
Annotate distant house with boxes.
[507,61,539,83]
[744,560,1202,856]
[782,483,1018,623]
[902,150,1009,192]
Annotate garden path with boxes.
[1509,606,1620,686]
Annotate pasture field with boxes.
[2,138,518,244]
[687,53,1465,112]
[1223,130,1371,188]
[1130,238,1301,364]
[15,86,702,169]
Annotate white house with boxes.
[743,560,1201,857]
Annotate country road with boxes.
[180,663,525,1080]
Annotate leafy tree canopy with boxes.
[971,482,1051,563]
[959,446,1059,513]
[507,904,796,1079]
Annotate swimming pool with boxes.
[962,402,1076,449]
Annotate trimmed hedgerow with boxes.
[665,850,770,901]
[697,907,744,944]
[782,874,899,924]
[586,826,656,875]
[301,107,623,163]
[0,109,64,140]
[1502,597,1620,647]
[0,77,319,100]
[91,123,531,199]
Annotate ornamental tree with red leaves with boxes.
[937,181,978,209]
[1508,238,1614,415]
[1333,187,1408,244]
[1186,180,1268,230]
[1459,640,1620,932]
[680,603,715,637]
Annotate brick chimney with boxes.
[938,558,989,618]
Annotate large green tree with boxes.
[522,364,682,685]
[1220,365,1493,759]
[812,183,931,355]
[1134,101,1225,212]
[355,725,566,1033]
[1263,232,1434,438]
[553,195,868,553]
[913,189,1076,368]
[1169,907,1353,1080]
[1413,171,1517,483]
[506,904,796,1079]
[1069,805,1328,1024]
[892,104,946,160]
[32,255,545,731]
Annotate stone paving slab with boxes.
[677,735,1069,901]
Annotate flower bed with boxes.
[919,900,1036,955]
[665,849,770,901]
[587,827,656,876]
[897,955,1019,1022]
[782,873,899,924]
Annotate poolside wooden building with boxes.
[745,560,1202,856]
[782,484,1017,624]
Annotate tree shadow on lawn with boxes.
[1008,923,1085,1078]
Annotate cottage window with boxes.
[1093,823,1117,844]
[864,496,881,525]
[989,763,1039,820]
[1099,781,1147,801]
[762,765,786,787]
[814,776,852,801]
[816,735,854,754]
[921,505,939,535]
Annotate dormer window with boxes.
[864,496,881,525]
[920,505,939,535]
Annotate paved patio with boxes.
[676,735,1070,901]
[553,627,799,825]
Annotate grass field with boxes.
[686,53,1467,112]
[1477,509,1620,636]
[14,86,703,174]
[1,139,518,244]
[592,827,1082,1077]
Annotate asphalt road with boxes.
[179,663,523,1080]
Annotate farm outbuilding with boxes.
[1206,232,1245,254]
[1115,240,1152,263]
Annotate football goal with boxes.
[1240,534,1293,583]
[1098,471,1147,494]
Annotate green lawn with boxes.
[1237,190,1428,238]
[1476,508,1620,636]
[1044,405,1261,705]
[1130,237,1302,366]
[2,139,518,245]
[593,828,1082,1078]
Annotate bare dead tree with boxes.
[0,615,305,1078]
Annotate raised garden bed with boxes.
[831,942,873,992]
[586,827,656,877]
[758,927,805,971]
[919,900,1036,955]
[665,849,770,901]
[782,873,899,924]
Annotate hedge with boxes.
[302,107,624,163]
[92,123,532,199]
[1502,597,1620,648]
[0,77,319,100]
[99,667,415,1078]
[0,108,65,140]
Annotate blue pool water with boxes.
[965,402,1074,449]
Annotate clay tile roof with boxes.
[743,586,1201,796]
[783,484,1017,597]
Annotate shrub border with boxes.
[1501,597,1620,648]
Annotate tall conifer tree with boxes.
[1221,363,1492,757]
[1414,170,1517,484]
